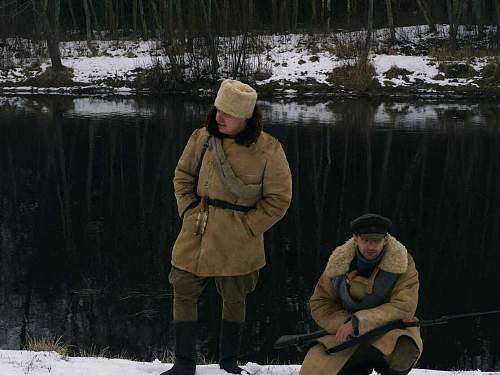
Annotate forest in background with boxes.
[0,0,500,40]
[2,0,500,39]
[1,1,499,91]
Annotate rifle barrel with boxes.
[274,309,500,352]
[442,309,500,321]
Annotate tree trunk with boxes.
[271,0,279,30]
[0,0,4,32]
[447,0,461,50]
[167,0,173,35]
[495,0,500,44]
[280,0,288,31]
[105,0,115,36]
[67,0,77,31]
[292,0,299,30]
[416,0,437,33]
[447,0,455,49]
[347,0,351,27]
[53,0,60,39]
[248,0,254,29]
[474,0,484,39]
[138,0,147,37]
[361,0,374,64]
[201,0,219,74]
[32,0,64,71]
[132,0,138,33]
[150,0,161,37]
[310,0,317,30]
[175,0,183,37]
[89,0,100,31]
[385,0,396,43]
[326,0,332,30]
[82,0,92,42]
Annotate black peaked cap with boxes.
[350,213,392,234]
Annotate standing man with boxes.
[300,213,423,375]
[163,79,292,375]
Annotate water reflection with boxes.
[0,96,499,371]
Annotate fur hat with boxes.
[214,79,257,119]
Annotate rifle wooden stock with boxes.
[273,309,500,353]
[273,329,328,349]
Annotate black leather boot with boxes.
[340,361,380,375]
[379,367,411,375]
[219,320,245,374]
[377,363,411,375]
[160,321,197,375]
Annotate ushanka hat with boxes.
[214,79,257,119]
[350,213,392,241]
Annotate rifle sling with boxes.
[325,320,407,354]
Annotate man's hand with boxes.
[336,320,354,343]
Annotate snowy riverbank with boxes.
[1,25,499,99]
[0,350,499,375]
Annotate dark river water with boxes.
[0,95,499,371]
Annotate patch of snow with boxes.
[0,350,498,375]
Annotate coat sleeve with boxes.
[173,128,204,218]
[243,141,292,236]
[353,255,419,335]
[309,273,351,334]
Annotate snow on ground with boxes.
[0,350,498,375]
[0,25,497,95]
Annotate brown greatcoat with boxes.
[299,235,423,375]
[171,127,292,276]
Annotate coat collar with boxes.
[324,235,408,278]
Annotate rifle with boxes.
[273,309,500,353]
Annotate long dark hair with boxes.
[204,105,263,146]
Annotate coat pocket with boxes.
[180,206,199,234]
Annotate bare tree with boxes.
[473,0,484,39]
[132,0,138,33]
[82,0,92,42]
[138,0,147,37]
[325,0,332,30]
[385,0,396,43]
[150,0,162,36]
[495,0,500,43]
[201,0,219,74]
[416,0,437,33]
[104,0,115,36]
[31,0,64,70]
[67,0,77,31]
[53,0,60,39]
[361,0,374,64]
[89,0,99,32]
[292,0,299,30]
[447,0,464,50]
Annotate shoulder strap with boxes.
[332,271,399,313]
[194,136,210,199]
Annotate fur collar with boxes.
[324,235,408,278]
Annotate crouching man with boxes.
[300,213,423,375]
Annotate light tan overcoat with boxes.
[300,235,423,375]
[171,127,292,276]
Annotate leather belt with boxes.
[205,197,254,212]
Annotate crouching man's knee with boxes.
[384,336,420,374]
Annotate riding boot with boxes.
[160,321,197,375]
[378,363,411,375]
[340,361,380,375]
[219,320,245,374]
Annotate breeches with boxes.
[345,336,420,372]
[299,336,420,375]
[168,266,259,322]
